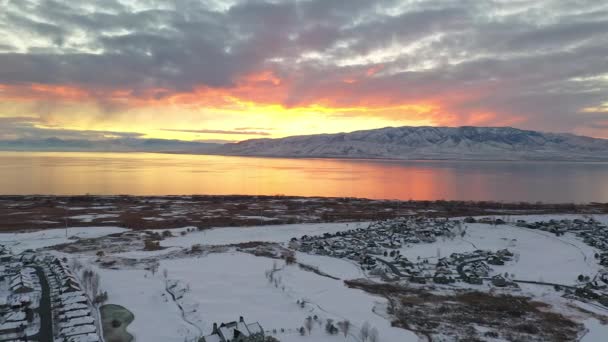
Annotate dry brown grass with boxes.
[345,279,583,341]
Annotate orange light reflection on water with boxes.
[0,152,607,203]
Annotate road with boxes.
[34,266,53,342]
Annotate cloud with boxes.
[235,127,274,131]
[0,116,144,140]
[0,0,607,136]
[160,128,271,136]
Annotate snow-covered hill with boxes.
[217,126,608,161]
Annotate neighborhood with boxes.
[0,246,101,342]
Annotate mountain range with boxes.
[215,126,608,161]
[0,137,219,153]
[3,126,608,161]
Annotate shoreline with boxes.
[3,150,608,163]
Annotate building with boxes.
[202,317,264,342]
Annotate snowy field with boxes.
[0,226,128,253]
[69,214,120,222]
[159,252,416,342]
[400,222,601,285]
[160,222,369,247]
[3,215,608,341]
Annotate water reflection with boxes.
[0,151,607,203]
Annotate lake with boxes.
[0,151,607,203]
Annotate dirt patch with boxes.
[345,279,584,341]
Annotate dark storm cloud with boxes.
[0,0,607,134]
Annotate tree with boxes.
[150,262,159,276]
[144,239,161,251]
[325,319,334,334]
[264,337,280,342]
[90,272,100,300]
[70,258,83,272]
[337,320,350,338]
[305,316,313,335]
[95,291,109,305]
[360,322,370,341]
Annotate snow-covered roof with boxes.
[202,334,222,342]
[4,311,26,322]
[9,268,38,292]
[237,322,250,335]
[59,309,91,320]
[61,295,88,305]
[59,291,86,300]
[59,316,95,329]
[0,320,26,331]
[66,333,100,342]
[8,295,31,307]
[59,302,88,313]
[246,322,263,334]
[218,324,237,339]
[60,323,96,337]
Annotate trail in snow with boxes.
[164,280,203,340]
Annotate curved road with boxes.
[34,266,53,342]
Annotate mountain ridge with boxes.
[215,126,608,161]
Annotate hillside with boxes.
[217,126,608,161]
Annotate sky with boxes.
[0,0,607,143]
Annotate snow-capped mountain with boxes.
[217,126,608,161]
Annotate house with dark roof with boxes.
[202,317,264,342]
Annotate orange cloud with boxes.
[0,68,512,138]
[366,65,384,77]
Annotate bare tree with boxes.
[360,322,370,341]
[305,316,313,335]
[150,261,159,276]
[337,320,350,338]
[70,258,83,272]
[91,273,100,299]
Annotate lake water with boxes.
[0,151,607,203]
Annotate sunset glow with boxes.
[1,0,607,142]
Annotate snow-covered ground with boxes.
[69,214,120,222]
[94,252,417,342]
[0,226,128,253]
[93,264,194,341]
[400,222,600,285]
[160,222,368,248]
[4,215,608,341]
